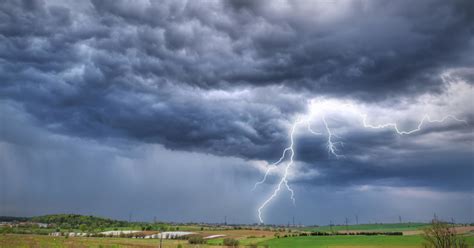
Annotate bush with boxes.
[188,235,206,244]
[422,220,468,248]
[223,238,239,247]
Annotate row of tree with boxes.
[30,214,129,229]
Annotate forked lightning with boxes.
[254,100,467,224]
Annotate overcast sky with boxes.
[0,0,473,225]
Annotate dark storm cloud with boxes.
[0,103,261,223]
[2,103,472,224]
[296,149,473,192]
[1,0,472,159]
[0,0,472,193]
[292,113,473,192]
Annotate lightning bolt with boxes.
[360,114,468,134]
[254,100,467,224]
[256,119,301,223]
[322,115,343,158]
[252,121,323,192]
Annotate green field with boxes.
[301,223,430,233]
[2,214,473,248]
[0,234,188,248]
[207,236,270,246]
[260,235,474,248]
[2,233,474,248]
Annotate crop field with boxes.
[259,235,474,248]
[300,223,431,233]
[0,234,188,248]
[2,216,473,248]
[2,230,474,248]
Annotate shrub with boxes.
[188,235,206,244]
[422,220,468,248]
[223,238,239,247]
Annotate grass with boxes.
[301,223,431,233]
[0,234,187,248]
[239,236,271,245]
[2,227,473,248]
[0,233,272,247]
[260,235,474,248]
[206,236,270,246]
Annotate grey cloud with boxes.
[1,103,472,224]
[0,103,261,223]
[0,0,473,223]
[292,121,473,192]
[2,0,471,161]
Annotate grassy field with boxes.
[2,223,473,248]
[301,223,430,233]
[207,236,270,246]
[259,235,474,248]
[0,234,188,248]
[2,233,474,248]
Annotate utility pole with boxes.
[399,216,402,224]
[159,225,165,248]
[330,220,334,233]
[355,215,359,225]
[129,212,132,223]
[224,216,227,225]
[159,232,163,248]
[292,216,295,227]
[345,217,349,232]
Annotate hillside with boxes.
[26,214,129,229]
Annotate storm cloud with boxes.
[0,0,473,223]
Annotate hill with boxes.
[28,214,129,229]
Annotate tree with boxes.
[223,238,239,247]
[79,224,87,233]
[422,219,468,248]
[159,225,168,248]
[188,235,206,244]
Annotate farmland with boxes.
[0,234,186,248]
[2,232,474,248]
[300,223,431,233]
[1,214,473,247]
[261,235,474,248]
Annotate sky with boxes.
[0,0,473,225]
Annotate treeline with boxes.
[0,227,51,235]
[30,214,129,229]
[306,231,403,236]
[0,216,29,222]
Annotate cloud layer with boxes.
[1,0,473,223]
